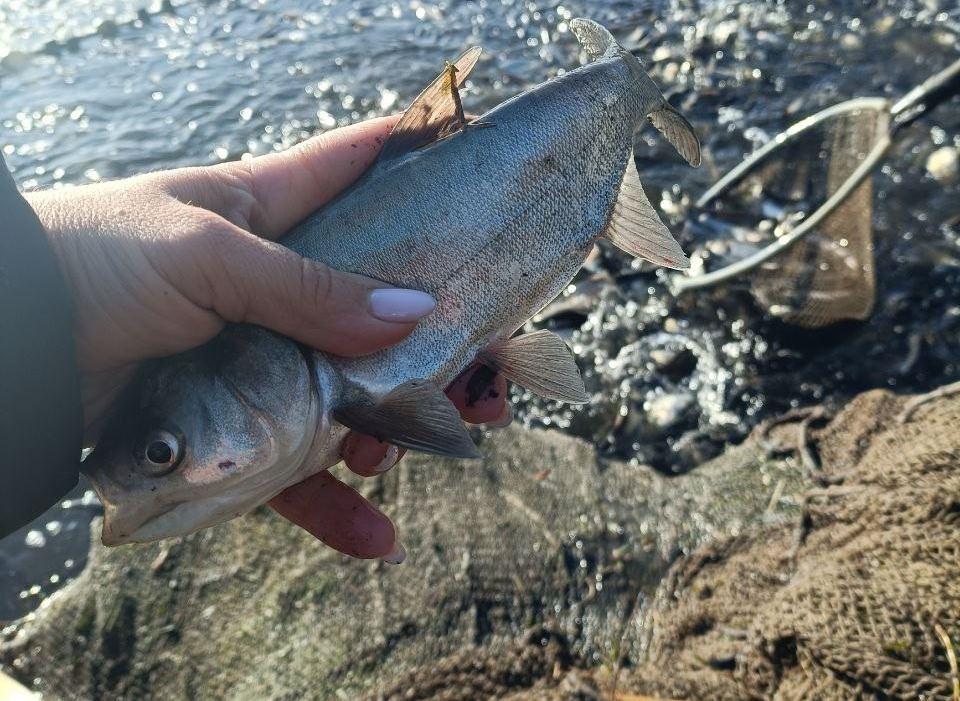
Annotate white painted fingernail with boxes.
[381,541,406,565]
[487,403,514,428]
[374,444,399,473]
[368,289,436,323]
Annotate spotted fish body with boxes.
[83,19,700,545]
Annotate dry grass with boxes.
[934,623,960,701]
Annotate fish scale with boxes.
[296,58,640,395]
[82,18,700,545]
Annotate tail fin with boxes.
[569,18,701,167]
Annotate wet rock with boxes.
[926,146,959,184]
[645,392,695,431]
[662,62,680,84]
[839,33,863,51]
[708,19,739,47]
[672,430,724,470]
[649,347,697,380]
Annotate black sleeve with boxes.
[0,155,82,538]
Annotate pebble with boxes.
[840,33,862,51]
[24,530,46,548]
[662,62,680,84]
[926,147,959,184]
[873,16,896,35]
[646,392,695,430]
[710,20,739,47]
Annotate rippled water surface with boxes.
[1,0,958,620]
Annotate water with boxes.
[1,0,958,620]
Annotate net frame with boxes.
[669,97,893,295]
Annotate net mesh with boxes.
[612,387,960,700]
[3,388,957,700]
[375,389,960,701]
[382,388,960,700]
[702,106,885,329]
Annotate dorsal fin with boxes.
[379,47,482,161]
[603,152,690,270]
[569,18,619,61]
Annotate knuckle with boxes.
[193,213,237,249]
[300,258,335,311]
[216,162,268,231]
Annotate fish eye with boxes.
[136,429,183,476]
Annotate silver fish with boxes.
[84,18,700,545]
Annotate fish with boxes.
[83,18,701,545]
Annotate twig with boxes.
[934,623,959,701]
[899,380,960,423]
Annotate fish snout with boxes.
[86,472,155,546]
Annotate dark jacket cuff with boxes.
[0,155,82,537]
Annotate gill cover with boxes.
[85,326,320,545]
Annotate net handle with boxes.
[891,57,960,131]
[669,98,892,294]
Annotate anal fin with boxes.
[481,330,588,404]
[335,380,479,458]
[604,153,690,270]
[648,102,702,167]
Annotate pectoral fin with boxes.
[379,46,482,161]
[648,103,702,167]
[603,154,690,270]
[335,380,479,458]
[481,330,588,404]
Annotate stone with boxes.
[926,146,959,184]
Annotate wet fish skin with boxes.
[288,52,657,398]
[83,19,697,545]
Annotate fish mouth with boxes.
[85,472,168,546]
[97,496,214,546]
[100,504,155,546]
[87,468,269,545]
[86,468,194,546]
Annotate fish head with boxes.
[84,326,322,545]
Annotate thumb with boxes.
[170,219,435,357]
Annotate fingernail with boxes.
[487,403,514,429]
[368,289,436,323]
[374,444,399,473]
[381,541,406,565]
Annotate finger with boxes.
[446,364,511,425]
[342,433,401,477]
[213,116,399,238]
[269,470,402,560]
[160,220,435,356]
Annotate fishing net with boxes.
[692,104,886,329]
[380,388,960,700]
[3,387,958,700]
[749,107,881,328]
[614,388,960,700]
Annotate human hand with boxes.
[28,116,511,562]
